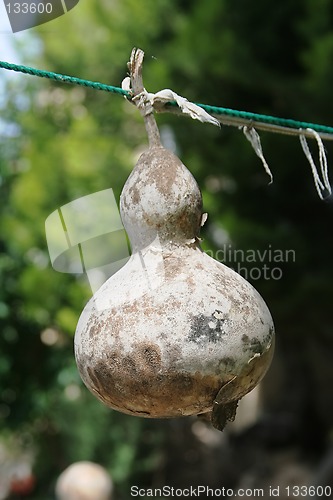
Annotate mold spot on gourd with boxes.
[74,48,275,431]
[188,311,227,344]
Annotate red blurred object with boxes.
[10,475,36,495]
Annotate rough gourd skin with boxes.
[74,146,275,424]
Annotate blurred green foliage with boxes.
[1,0,333,497]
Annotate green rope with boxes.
[198,102,333,135]
[0,60,129,97]
[1,60,333,137]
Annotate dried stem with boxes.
[128,48,161,148]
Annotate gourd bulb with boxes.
[74,144,274,430]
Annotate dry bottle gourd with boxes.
[74,49,274,430]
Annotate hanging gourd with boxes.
[74,49,275,431]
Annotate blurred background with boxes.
[1,0,333,498]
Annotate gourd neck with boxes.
[120,147,204,252]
